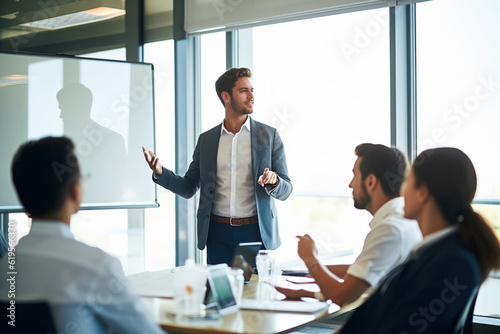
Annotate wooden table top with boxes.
[145,275,344,334]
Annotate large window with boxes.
[144,40,176,271]
[417,0,500,238]
[201,32,227,131]
[250,9,391,267]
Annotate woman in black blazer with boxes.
[339,147,500,334]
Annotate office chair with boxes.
[0,233,8,259]
[453,286,479,334]
[0,301,57,334]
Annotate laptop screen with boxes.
[231,242,262,282]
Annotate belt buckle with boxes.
[229,217,241,226]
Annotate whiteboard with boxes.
[0,51,157,212]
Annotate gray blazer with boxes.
[154,117,292,250]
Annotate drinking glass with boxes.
[256,250,274,280]
[227,268,244,304]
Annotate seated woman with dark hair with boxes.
[339,147,500,334]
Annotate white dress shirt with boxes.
[0,221,164,334]
[212,117,257,218]
[347,197,423,287]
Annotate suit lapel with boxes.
[250,117,261,181]
[203,124,222,174]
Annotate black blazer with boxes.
[340,229,481,334]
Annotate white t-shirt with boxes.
[0,221,164,334]
[346,197,423,287]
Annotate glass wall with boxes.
[417,0,500,238]
[250,9,391,267]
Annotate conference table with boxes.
[130,271,360,334]
[473,274,500,330]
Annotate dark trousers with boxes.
[206,220,263,266]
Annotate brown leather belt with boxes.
[210,214,258,226]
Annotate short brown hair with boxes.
[215,68,252,106]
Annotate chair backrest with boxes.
[453,286,479,334]
[0,232,8,259]
[1,301,57,334]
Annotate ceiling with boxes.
[0,0,173,55]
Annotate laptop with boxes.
[230,242,262,283]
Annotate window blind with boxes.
[185,0,429,35]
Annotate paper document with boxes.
[127,269,175,298]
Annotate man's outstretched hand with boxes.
[142,146,163,176]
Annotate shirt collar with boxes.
[220,116,251,136]
[29,221,75,240]
[412,224,458,252]
[413,225,458,250]
[369,197,404,229]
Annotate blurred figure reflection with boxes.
[57,83,126,203]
